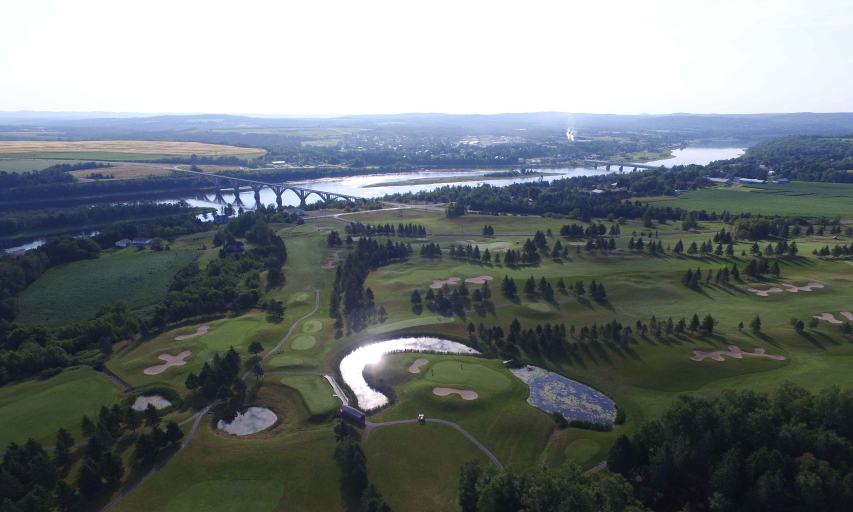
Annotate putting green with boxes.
[280,375,339,414]
[200,319,261,352]
[163,479,284,512]
[424,361,511,392]
[526,302,552,312]
[301,319,323,333]
[294,293,309,302]
[564,439,601,463]
[268,355,304,367]
[291,335,316,350]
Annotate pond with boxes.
[510,366,615,424]
[340,337,480,410]
[131,395,172,411]
[217,407,277,435]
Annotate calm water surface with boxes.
[340,337,480,410]
[217,407,277,435]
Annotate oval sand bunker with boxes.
[433,387,478,400]
[144,351,192,375]
[132,395,172,411]
[408,358,429,373]
[217,407,277,436]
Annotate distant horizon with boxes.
[2,110,853,120]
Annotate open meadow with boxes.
[650,181,853,218]
[17,247,199,326]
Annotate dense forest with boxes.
[0,201,206,237]
[705,135,853,183]
[608,383,853,511]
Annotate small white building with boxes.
[115,239,133,248]
[773,178,790,184]
[132,238,153,246]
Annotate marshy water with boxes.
[217,407,277,435]
[131,395,172,411]
[340,337,480,410]
[510,366,615,423]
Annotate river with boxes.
[3,146,744,253]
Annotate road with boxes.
[363,418,503,470]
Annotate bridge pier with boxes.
[211,175,224,193]
[619,165,623,172]
[293,189,309,206]
[270,186,286,206]
[606,165,610,171]
[633,167,638,172]
[250,183,264,201]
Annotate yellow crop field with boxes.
[0,141,266,157]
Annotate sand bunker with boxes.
[143,351,192,375]
[841,312,853,321]
[691,345,784,362]
[432,387,479,400]
[430,277,460,289]
[321,249,342,269]
[813,313,843,324]
[465,275,493,284]
[781,282,824,293]
[175,325,209,340]
[747,287,783,297]
[132,395,172,411]
[408,358,429,373]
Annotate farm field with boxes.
[0,158,81,173]
[69,162,176,180]
[655,181,853,218]
[0,367,123,447]
[0,141,266,160]
[16,247,199,326]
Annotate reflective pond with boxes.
[340,337,480,410]
[510,366,615,423]
[217,407,277,435]
[131,395,172,411]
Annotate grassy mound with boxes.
[0,367,122,447]
[163,479,284,512]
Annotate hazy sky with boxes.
[1,0,852,115]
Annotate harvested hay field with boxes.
[70,162,175,180]
[0,141,266,158]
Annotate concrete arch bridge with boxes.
[173,168,361,205]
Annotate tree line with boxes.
[344,221,427,237]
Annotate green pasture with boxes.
[657,182,853,218]
[17,248,199,326]
[0,158,81,173]
[364,422,492,512]
[0,367,122,448]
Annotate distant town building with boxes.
[591,189,605,195]
[773,178,790,184]
[115,239,133,248]
[707,177,733,185]
[131,238,153,246]
[736,178,767,184]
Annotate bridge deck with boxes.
[584,160,663,170]
[172,168,360,200]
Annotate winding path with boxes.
[363,418,503,470]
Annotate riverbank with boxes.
[363,171,559,188]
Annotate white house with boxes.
[115,239,133,248]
